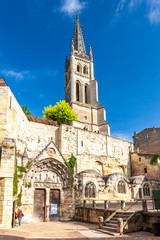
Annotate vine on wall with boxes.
[150,154,160,165]
[64,154,76,181]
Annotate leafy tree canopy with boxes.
[22,106,31,115]
[150,154,160,165]
[43,100,78,126]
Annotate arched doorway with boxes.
[24,158,73,222]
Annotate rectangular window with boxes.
[81,141,83,147]
[145,135,149,142]
[139,157,141,162]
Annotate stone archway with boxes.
[23,158,74,222]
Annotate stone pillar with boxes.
[117,218,123,234]
[104,200,108,210]
[99,216,104,229]
[0,138,15,229]
[92,200,96,208]
[121,200,125,211]
[70,54,75,103]
[142,200,148,212]
[45,188,50,222]
[90,60,94,80]
[81,84,85,103]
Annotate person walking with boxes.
[17,207,23,226]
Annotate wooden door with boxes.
[49,189,60,221]
[34,189,45,221]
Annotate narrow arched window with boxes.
[83,66,88,74]
[77,65,80,72]
[118,180,126,194]
[85,182,96,198]
[85,85,88,103]
[76,82,80,101]
[143,183,150,196]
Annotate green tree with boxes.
[150,154,160,165]
[43,100,78,126]
[22,106,31,115]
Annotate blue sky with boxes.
[0,0,160,141]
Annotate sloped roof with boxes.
[0,77,7,86]
[27,115,58,126]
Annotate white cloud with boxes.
[60,0,87,16]
[116,0,127,16]
[1,69,31,81]
[116,0,160,24]
[111,131,133,142]
[148,0,160,24]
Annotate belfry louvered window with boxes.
[143,183,150,196]
[85,182,96,198]
[118,180,126,194]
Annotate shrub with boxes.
[43,100,78,126]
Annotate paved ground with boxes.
[0,221,159,240]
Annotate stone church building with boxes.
[0,14,159,229]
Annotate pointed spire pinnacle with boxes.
[70,38,74,55]
[89,45,93,61]
[72,13,86,54]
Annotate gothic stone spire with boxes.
[73,13,86,54]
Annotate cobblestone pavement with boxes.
[0,221,159,240]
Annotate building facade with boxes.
[0,15,159,229]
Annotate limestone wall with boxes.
[0,87,59,160]
[0,138,15,229]
[133,128,160,154]
[131,153,160,179]
[106,136,133,177]
[143,212,160,232]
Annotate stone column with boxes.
[81,84,85,103]
[70,54,75,103]
[104,200,108,210]
[117,218,123,234]
[99,216,104,229]
[121,200,125,211]
[45,188,50,222]
[142,200,148,212]
[92,200,96,208]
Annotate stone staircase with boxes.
[98,211,142,236]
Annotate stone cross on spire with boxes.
[72,13,86,54]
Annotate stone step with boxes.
[97,229,119,236]
[102,225,117,232]
[104,222,118,228]
[97,228,119,236]
[109,219,118,223]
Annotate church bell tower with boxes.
[65,14,110,135]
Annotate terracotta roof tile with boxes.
[27,115,58,126]
[0,77,7,86]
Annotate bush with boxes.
[43,100,78,126]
